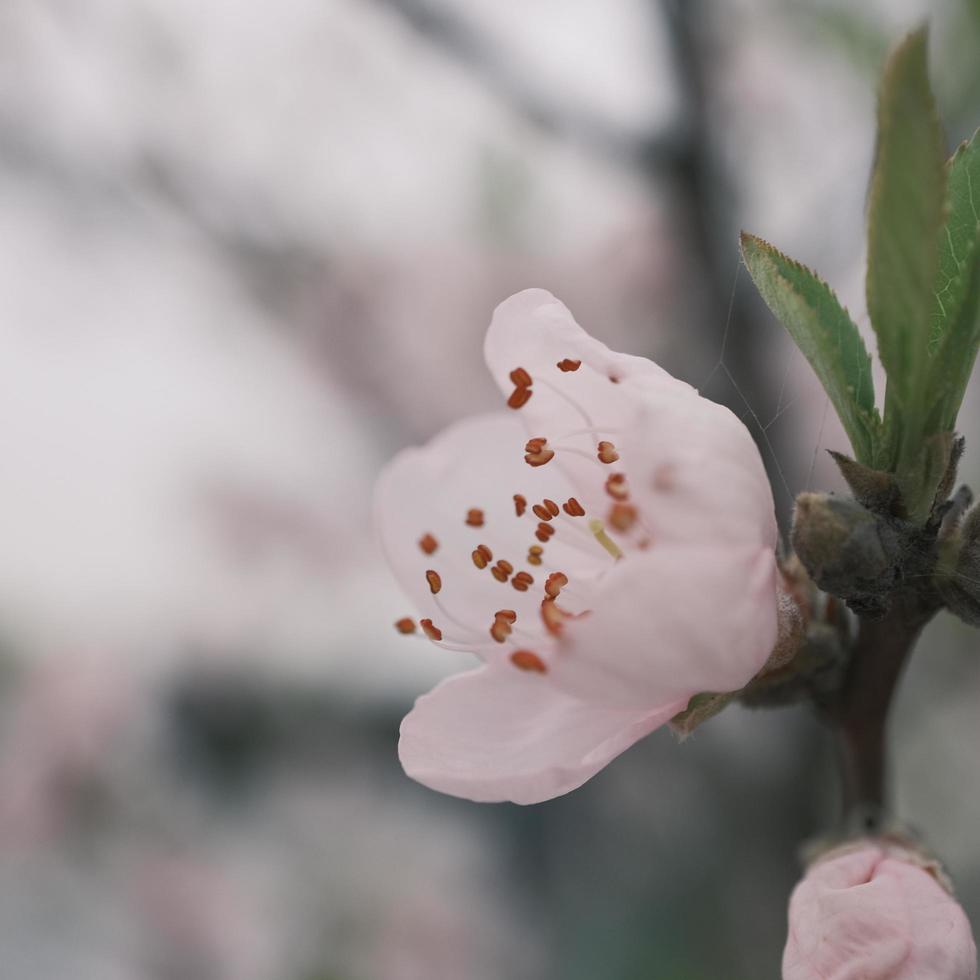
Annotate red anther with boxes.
[465,508,485,527]
[524,438,555,467]
[544,572,568,599]
[562,497,586,517]
[543,499,559,517]
[395,618,416,634]
[510,650,548,673]
[425,569,443,594]
[605,473,629,500]
[514,494,527,516]
[491,560,513,583]
[535,521,556,543]
[608,503,637,532]
[420,619,442,641]
[494,609,517,624]
[511,571,534,592]
[557,358,582,372]
[418,533,438,555]
[527,545,544,566]
[597,441,620,464]
[532,503,553,521]
[541,598,568,635]
[510,367,533,388]
[497,560,514,575]
[508,386,533,409]
[472,547,489,569]
[490,619,512,643]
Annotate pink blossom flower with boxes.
[375,289,781,804]
[783,842,978,980]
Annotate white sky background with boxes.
[0,0,961,696]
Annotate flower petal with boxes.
[399,663,684,804]
[550,543,779,708]
[374,413,609,653]
[484,289,777,553]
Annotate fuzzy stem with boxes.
[832,596,936,826]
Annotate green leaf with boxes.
[865,27,947,472]
[741,232,880,464]
[928,130,980,431]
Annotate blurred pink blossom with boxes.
[783,841,978,980]
[376,289,780,804]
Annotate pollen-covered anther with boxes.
[471,544,493,569]
[532,503,554,522]
[543,499,559,517]
[544,572,569,599]
[511,571,534,592]
[562,497,585,517]
[507,367,534,410]
[425,569,443,594]
[495,609,517,624]
[541,598,569,635]
[510,650,548,674]
[491,560,514,583]
[418,533,438,555]
[489,612,514,643]
[535,522,556,543]
[597,441,620,464]
[557,358,582,372]
[513,494,527,516]
[524,438,555,467]
[527,545,544,566]
[420,618,443,641]
[608,503,638,532]
[605,473,629,500]
[395,617,416,634]
[465,508,485,527]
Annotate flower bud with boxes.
[783,841,977,980]
[791,493,903,616]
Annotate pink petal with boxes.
[551,543,779,708]
[484,289,776,553]
[374,413,609,652]
[399,663,685,804]
[783,845,977,980]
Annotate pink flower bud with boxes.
[783,842,977,980]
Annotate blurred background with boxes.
[0,1,977,977]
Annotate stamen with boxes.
[532,503,554,522]
[562,497,586,517]
[541,598,568,635]
[491,560,514,583]
[527,545,544,566]
[465,508,485,527]
[557,358,582,372]
[524,438,555,467]
[544,572,568,599]
[597,441,620,464]
[514,494,527,516]
[608,503,638,532]
[495,609,517,624]
[605,473,629,500]
[425,570,443,594]
[544,499,559,517]
[508,386,533,409]
[418,534,438,555]
[590,519,624,560]
[472,544,493,569]
[511,571,534,592]
[490,614,513,643]
[507,367,533,410]
[395,618,416,634]
[420,619,443,641]
[535,522,556,543]
[510,650,548,674]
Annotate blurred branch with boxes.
[372,0,686,174]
